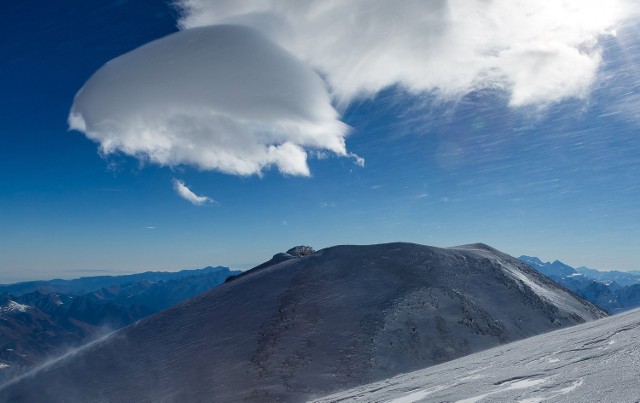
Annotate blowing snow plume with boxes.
[69,25,349,176]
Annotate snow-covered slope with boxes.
[315,307,640,402]
[0,243,605,402]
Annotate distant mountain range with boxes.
[0,243,605,402]
[0,266,238,384]
[519,256,640,313]
[0,266,238,296]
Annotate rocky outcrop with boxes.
[286,245,315,257]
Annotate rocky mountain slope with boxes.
[315,307,640,402]
[0,243,605,402]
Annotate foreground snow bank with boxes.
[313,308,640,402]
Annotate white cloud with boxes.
[69,25,351,177]
[172,178,214,205]
[176,0,637,107]
[70,1,638,179]
[349,152,365,168]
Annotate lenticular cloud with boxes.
[69,25,348,176]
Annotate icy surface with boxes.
[314,308,640,402]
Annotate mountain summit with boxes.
[0,242,605,402]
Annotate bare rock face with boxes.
[286,245,315,257]
[0,242,606,403]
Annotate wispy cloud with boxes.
[172,178,215,206]
[177,0,637,107]
[349,152,365,168]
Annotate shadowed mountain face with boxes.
[0,243,606,402]
[0,266,237,384]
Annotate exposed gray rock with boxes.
[286,245,315,257]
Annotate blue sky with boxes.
[2,1,639,282]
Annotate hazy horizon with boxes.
[1,241,638,284]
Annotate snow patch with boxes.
[388,386,447,403]
[558,379,584,394]
[456,395,491,403]
[467,364,493,375]
[456,378,547,403]
[508,379,548,389]
[497,262,588,318]
[0,301,30,313]
[460,374,485,381]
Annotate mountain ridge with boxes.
[0,266,233,297]
[0,242,605,402]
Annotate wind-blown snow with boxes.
[313,308,640,402]
[388,386,447,403]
